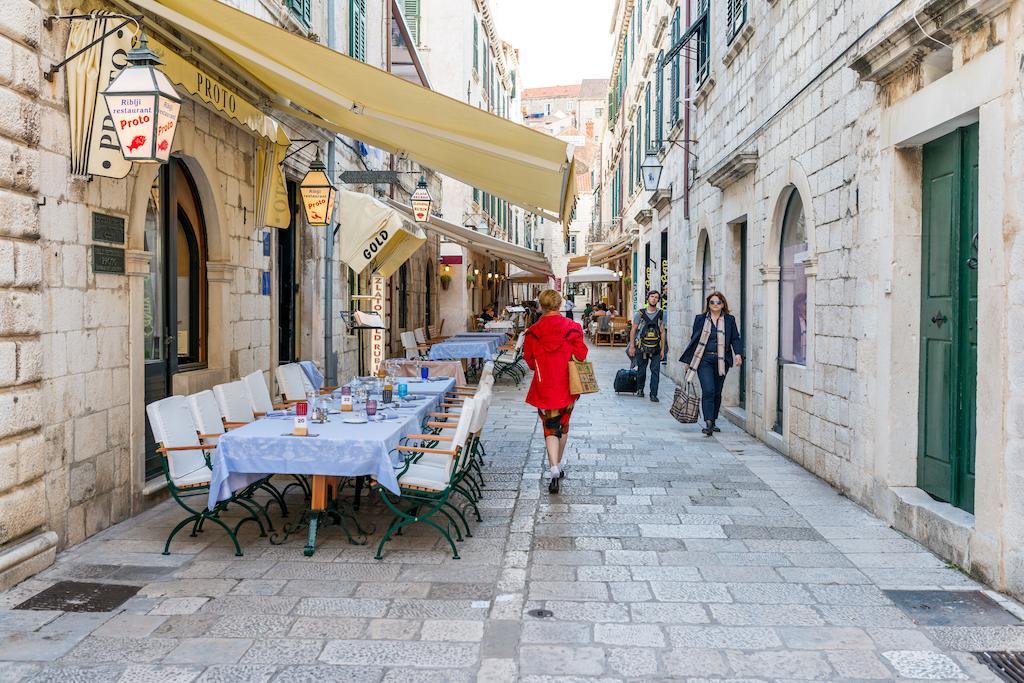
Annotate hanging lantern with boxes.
[411,176,432,222]
[641,152,663,191]
[299,150,337,227]
[101,32,181,163]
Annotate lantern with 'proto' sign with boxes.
[411,176,432,222]
[101,32,181,163]
[299,150,337,227]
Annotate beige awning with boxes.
[508,267,551,283]
[568,232,634,272]
[129,0,577,224]
[338,191,426,277]
[384,199,554,276]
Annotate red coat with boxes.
[524,312,589,410]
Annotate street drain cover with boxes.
[13,581,141,613]
[974,652,1024,682]
[527,609,554,619]
[884,589,1020,627]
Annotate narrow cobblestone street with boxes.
[1,344,1022,681]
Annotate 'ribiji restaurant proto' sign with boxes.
[369,274,387,375]
[104,95,179,162]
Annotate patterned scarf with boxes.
[685,314,727,382]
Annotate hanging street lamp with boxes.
[299,150,337,227]
[411,176,433,222]
[101,31,181,163]
[641,152,663,191]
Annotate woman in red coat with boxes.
[524,289,589,493]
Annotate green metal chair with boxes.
[146,395,268,556]
[373,398,478,560]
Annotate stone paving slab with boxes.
[0,345,1019,680]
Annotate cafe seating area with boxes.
[145,359,502,561]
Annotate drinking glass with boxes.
[365,399,377,419]
[397,383,408,399]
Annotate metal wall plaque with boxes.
[338,170,399,185]
[93,245,125,274]
[92,212,125,244]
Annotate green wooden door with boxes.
[918,123,978,513]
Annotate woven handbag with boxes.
[670,381,700,424]
[568,356,599,395]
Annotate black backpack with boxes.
[638,309,663,353]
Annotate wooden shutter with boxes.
[473,16,479,71]
[403,0,420,45]
[350,0,366,62]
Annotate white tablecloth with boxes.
[208,378,455,509]
[428,338,500,361]
[484,320,514,331]
[391,360,466,385]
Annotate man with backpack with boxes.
[627,290,666,402]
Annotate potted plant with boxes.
[440,272,452,290]
[466,273,476,287]
[623,275,632,289]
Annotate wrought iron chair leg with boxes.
[202,513,245,556]
[163,514,202,555]
[231,497,270,536]
[443,501,473,537]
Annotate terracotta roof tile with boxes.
[521,84,582,99]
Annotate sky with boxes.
[491,0,616,88]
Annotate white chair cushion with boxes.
[187,390,225,437]
[213,381,255,423]
[399,462,451,491]
[173,465,212,488]
[146,395,209,487]
[243,370,275,414]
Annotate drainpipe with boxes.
[324,0,338,386]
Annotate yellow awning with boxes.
[568,233,634,272]
[508,267,551,283]
[129,0,577,224]
[385,199,554,276]
[338,191,426,278]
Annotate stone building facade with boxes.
[607,0,1024,597]
[0,0,439,588]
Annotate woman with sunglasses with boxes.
[679,291,744,436]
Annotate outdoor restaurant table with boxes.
[427,337,501,361]
[484,320,515,331]
[396,376,461,395]
[208,378,455,554]
[391,359,466,385]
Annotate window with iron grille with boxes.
[670,8,680,124]
[350,0,366,62]
[285,0,311,28]
[726,0,746,45]
[655,51,664,147]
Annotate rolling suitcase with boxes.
[614,368,638,394]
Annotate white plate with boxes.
[342,416,368,424]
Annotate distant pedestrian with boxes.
[627,291,666,402]
[524,290,588,494]
[562,295,575,320]
[680,291,743,436]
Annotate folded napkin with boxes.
[265,410,289,417]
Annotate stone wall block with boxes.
[73,411,107,462]
[44,466,68,546]
[0,238,13,285]
[16,432,43,485]
[69,461,96,505]
[0,441,16,493]
[41,332,66,379]
[96,326,127,369]
[42,422,67,471]
[0,340,14,387]
[46,287,81,332]
[0,1,40,48]
[65,501,84,547]
[0,387,39,439]
[83,287,127,330]
[16,339,40,384]
[14,239,40,286]
[0,136,38,193]
[0,290,40,335]
[65,330,97,375]
[60,244,86,288]
[84,492,110,537]
[0,478,44,544]
[94,448,114,493]
[0,88,38,146]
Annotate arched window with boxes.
[779,190,808,366]
[701,237,712,302]
[171,160,207,367]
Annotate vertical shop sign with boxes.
[369,273,387,375]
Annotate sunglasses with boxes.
[709,299,722,305]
